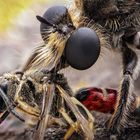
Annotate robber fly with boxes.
[68,0,140,134]
[6,0,138,138]
[0,4,103,140]
[19,5,101,139]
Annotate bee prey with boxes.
[0,70,94,140]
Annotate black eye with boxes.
[39,6,68,41]
[65,27,100,70]
[0,83,8,112]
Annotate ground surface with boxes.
[0,112,139,140]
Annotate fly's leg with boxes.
[59,107,80,140]
[16,100,39,117]
[108,44,138,133]
[71,97,94,130]
[33,84,55,140]
[57,85,94,139]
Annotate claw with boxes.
[56,85,94,139]
[64,126,76,140]
[59,108,77,130]
[59,107,81,139]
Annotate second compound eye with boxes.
[39,6,68,40]
[65,27,100,70]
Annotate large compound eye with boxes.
[39,6,67,40]
[65,27,100,70]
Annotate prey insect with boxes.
[69,0,140,134]
[0,70,94,140]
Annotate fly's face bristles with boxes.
[23,31,69,72]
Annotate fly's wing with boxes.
[56,85,94,139]
[33,84,55,140]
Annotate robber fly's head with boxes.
[36,5,101,71]
[36,6,75,42]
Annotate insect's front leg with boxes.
[108,43,138,133]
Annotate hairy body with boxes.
[70,0,140,133]
[20,0,140,134]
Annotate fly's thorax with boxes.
[73,0,119,18]
[74,0,140,18]
[72,0,140,33]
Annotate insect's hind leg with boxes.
[108,44,138,133]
